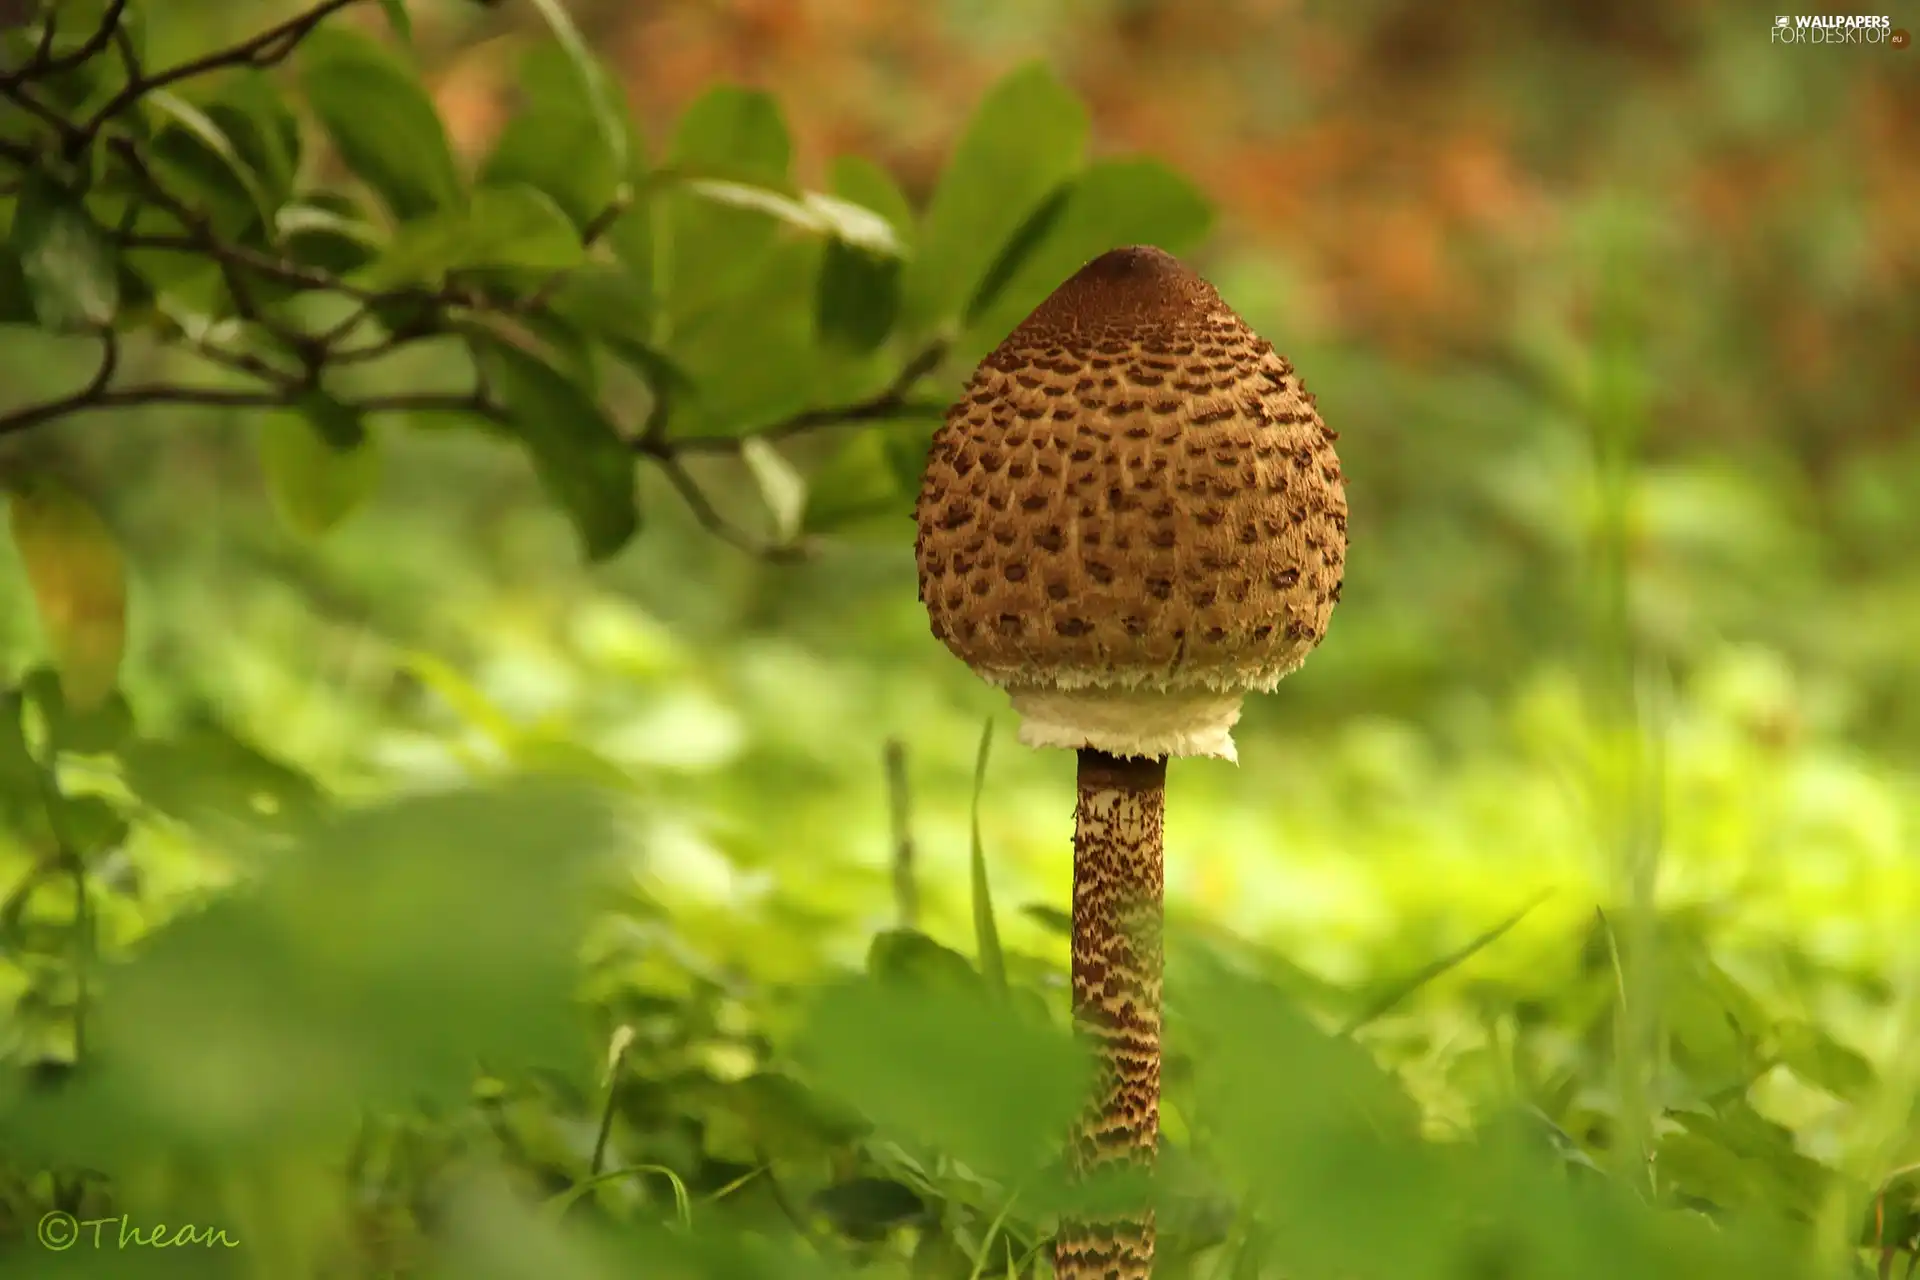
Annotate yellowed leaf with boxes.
[7,477,127,710]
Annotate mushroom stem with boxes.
[1057,747,1166,1280]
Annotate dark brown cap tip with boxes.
[1013,244,1222,340]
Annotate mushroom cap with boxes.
[913,245,1347,760]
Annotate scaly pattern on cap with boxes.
[914,245,1347,758]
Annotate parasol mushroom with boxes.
[913,245,1347,1279]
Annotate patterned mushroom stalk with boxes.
[914,245,1346,1280]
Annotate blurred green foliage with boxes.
[1,1,1918,1278]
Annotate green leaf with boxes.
[296,388,367,450]
[520,309,598,394]
[662,87,790,323]
[903,63,1088,332]
[49,792,129,859]
[276,201,383,277]
[1173,950,1426,1207]
[969,719,1007,997]
[205,71,304,216]
[299,27,462,222]
[800,422,918,534]
[677,180,903,257]
[358,185,584,289]
[739,437,805,545]
[5,781,615,1164]
[962,158,1214,350]
[1775,1020,1875,1102]
[816,239,899,353]
[830,155,915,248]
[867,928,980,994]
[259,405,380,537]
[20,666,133,756]
[661,236,824,438]
[814,158,911,356]
[0,689,51,839]
[797,976,1088,1181]
[544,263,660,350]
[962,183,1071,329]
[669,87,790,185]
[728,1070,868,1159]
[522,0,629,173]
[6,475,126,710]
[0,250,33,324]
[479,40,630,229]
[376,0,412,43]
[469,333,639,561]
[812,1178,928,1240]
[8,170,119,330]
[120,720,325,834]
[1021,903,1072,936]
[145,89,276,231]
[542,264,684,404]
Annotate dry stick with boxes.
[1057,748,1167,1280]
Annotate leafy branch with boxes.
[0,0,958,560]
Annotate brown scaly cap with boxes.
[913,246,1347,759]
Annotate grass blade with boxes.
[969,718,1006,996]
[1340,889,1552,1036]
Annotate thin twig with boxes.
[661,338,951,453]
[78,0,366,137]
[0,329,124,435]
[651,452,800,559]
[19,0,128,79]
[119,232,387,304]
[28,7,61,69]
[0,81,81,146]
[106,138,317,357]
[0,380,501,439]
[519,190,635,313]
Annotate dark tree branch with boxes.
[29,7,61,68]
[0,371,502,439]
[657,338,951,455]
[0,0,954,561]
[119,232,389,305]
[169,330,304,390]
[0,81,81,147]
[19,0,128,80]
[78,0,366,137]
[105,137,319,360]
